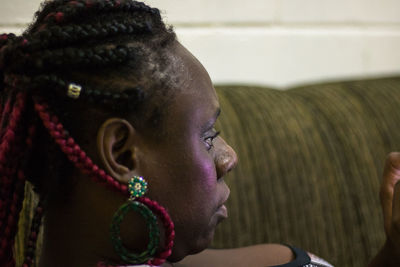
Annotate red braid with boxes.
[33,97,175,266]
[33,97,128,195]
[0,92,31,267]
[0,97,13,138]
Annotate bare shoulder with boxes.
[174,244,294,267]
[174,246,335,267]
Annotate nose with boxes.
[215,138,238,179]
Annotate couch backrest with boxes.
[212,77,400,267]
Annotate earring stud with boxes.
[128,176,148,199]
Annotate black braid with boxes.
[4,74,145,112]
[9,45,139,72]
[24,19,152,53]
[33,0,161,28]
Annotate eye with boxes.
[204,128,220,151]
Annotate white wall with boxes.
[1,0,399,88]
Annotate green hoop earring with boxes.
[110,176,160,264]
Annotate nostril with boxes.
[216,147,238,178]
[227,149,238,173]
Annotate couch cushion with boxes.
[212,77,400,267]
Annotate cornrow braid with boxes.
[41,0,161,25]
[23,19,152,53]
[4,74,146,112]
[6,45,140,74]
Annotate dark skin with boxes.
[39,41,400,267]
[368,152,400,267]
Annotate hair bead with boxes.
[67,83,82,99]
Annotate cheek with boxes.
[167,141,218,208]
[170,135,216,184]
[175,156,216,205]
[189,139,217,189]
[140,132,219,208]
[181,145,219,221]
[143,140,217,200]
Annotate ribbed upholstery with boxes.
[212,77,400,267]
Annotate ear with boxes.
[97,118,138,184]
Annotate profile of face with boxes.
[135,41,238,260]
[95,40,238,263]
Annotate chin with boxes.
[168,227,216,262]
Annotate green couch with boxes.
[212,76,400,267]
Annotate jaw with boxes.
[168,219,221,263]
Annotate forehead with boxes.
[163,42,219,134]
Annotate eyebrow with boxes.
[202,107,221,132]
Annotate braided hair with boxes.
[0,1,176,266]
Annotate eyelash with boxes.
[204,129,220,150]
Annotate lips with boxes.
[216,187,230,219]
[216,204,228,219]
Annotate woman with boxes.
[0,1,398,266]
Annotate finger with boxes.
[388,181,400,256]
[380,152,400,236]
[392,181,400,229]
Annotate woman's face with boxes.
[136,42,238,261]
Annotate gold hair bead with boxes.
[67,83,82,99]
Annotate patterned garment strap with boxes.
[276,245,335,267]
[306,252,334,267]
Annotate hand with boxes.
[376,152,400,266]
